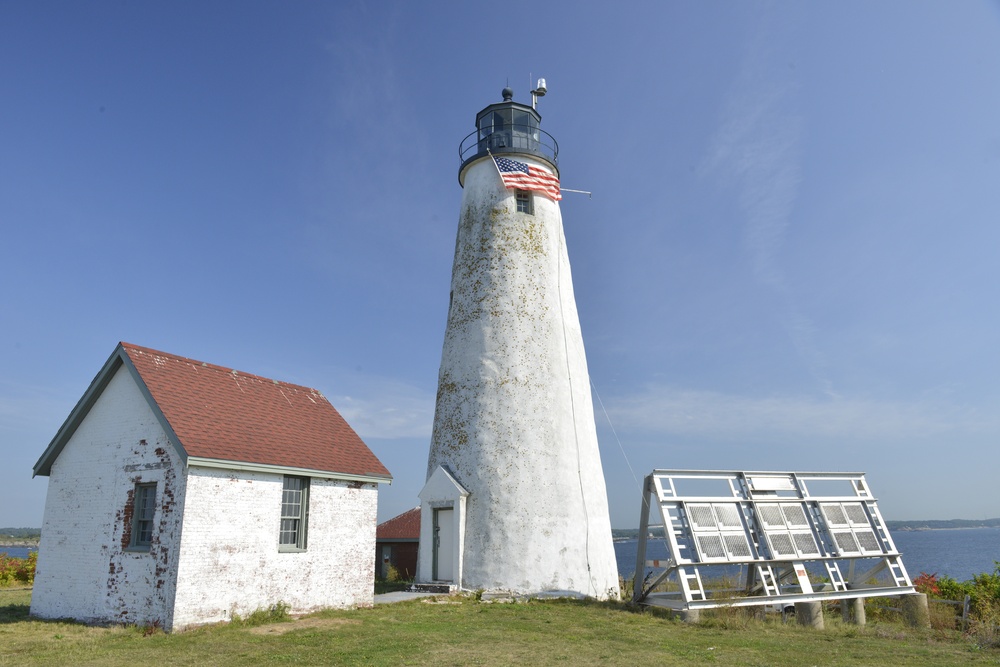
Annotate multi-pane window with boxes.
[515,189,533,214]
[129,482,156,550]
[279,476,309,551]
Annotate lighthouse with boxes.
[416,84,620,599]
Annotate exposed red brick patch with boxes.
[120,486,136,551]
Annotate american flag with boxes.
[493,156,561,201]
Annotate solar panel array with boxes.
[632,470,915,611]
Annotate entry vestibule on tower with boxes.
[417,86,620,599]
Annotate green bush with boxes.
[231,602,291,627]
[905,564,1000,645]
[0,551,37,586]
[935,574,973,601]
[968,563,1000,608]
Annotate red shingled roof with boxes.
[121,342,390,479]
[377,507,420,540]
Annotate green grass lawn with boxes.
[1,587,998,666]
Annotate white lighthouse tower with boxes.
[416,85,620,599]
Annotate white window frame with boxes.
[128,482,156,551]
[279,475,309,552]
[515,189,533,214]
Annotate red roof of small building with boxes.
[34,342,391,481]
[377,507,420,540]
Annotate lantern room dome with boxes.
[459,88,559,181]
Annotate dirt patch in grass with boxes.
[247,616,359,635]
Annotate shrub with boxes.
[936,574,972,602]
[926,602,958,631]
[863,595,897,622]
[0,552,37,587]
[970,595,1000,648]
[914,572,941,596]
[969,563,1000,609]
[912,563,1000,644]
[231,602,291,628]
[619,575,635,601]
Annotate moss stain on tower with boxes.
[420,88,619,599]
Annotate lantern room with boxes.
[458,86,559,183]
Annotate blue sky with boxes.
[2,2,999,529]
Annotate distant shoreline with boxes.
[887,519,1000,532]
[891,525,1000,532]
[0,540,39,549]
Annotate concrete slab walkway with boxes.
[373,591,446,605]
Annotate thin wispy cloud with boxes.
[701,19,803,291]
[699,14,845,397]
[705,91,802,291]
[603,384,994,444]
[328,379,435,441]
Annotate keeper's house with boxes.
[31,342,391,631]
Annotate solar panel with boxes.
[855,530,881,553]
[792,531,820,556]
[833,530,860,554]
[758,504,785,528]
[688,504,716,530]
[822,504,848,527]
[714,503,742,528]
[696,534,726,560]
[633,470,915,611]
[768,532,796,557]
[725,534,753,559]
[844,503,868,525]
[782,504,809,527]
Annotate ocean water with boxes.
[4,528,998,583]
[614,526,1000,583]
[891,527,1000,581]
[0,547,36,560]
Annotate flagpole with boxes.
[487,149,503,178]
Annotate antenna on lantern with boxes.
[530,78,547,110]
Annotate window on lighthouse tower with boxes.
[516,189,533,214]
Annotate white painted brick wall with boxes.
[424,155,620,598]
[172,468,378,629]
[31,365,186,628]
[32,363,380,632]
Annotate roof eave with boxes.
[186,456,393,485]
[33,343,189,477]
[376,537,419,543]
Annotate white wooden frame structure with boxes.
[632,470,915,610]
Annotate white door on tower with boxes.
[433,508,454,582]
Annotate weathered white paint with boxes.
[171,468,378,628]
[31,365,186,629]
[417,465,468,585]
[32,366,379,631]
[423,153,620,599]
